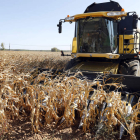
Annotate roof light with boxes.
[121,8,125,11]
[67,15,70,17]
[107,11,125,16]
[65,16,75,21]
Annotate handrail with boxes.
[123,30,140,54]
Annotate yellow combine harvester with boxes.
[56,1,140,138]
[57,0,140,92]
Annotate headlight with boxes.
[65,16,75,21]
[107,11,125,16]
[109,55,114,59]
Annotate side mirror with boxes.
[57,21,62,33]
[133,14,138,29]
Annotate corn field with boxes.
[0,51,140,140]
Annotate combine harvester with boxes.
[56,1,140,93]
[57,0,140,91]
[57,0,140,139]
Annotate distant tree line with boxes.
[1,42,5,50]
[51,47,60,52]
[0,43,59,51]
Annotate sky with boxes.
[0,0,140,50]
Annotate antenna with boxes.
[70,44,71,51]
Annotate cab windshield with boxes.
[76,17,118,53]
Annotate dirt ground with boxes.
[1,119,94,140]
[1,117,137,140]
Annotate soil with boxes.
[1,117,138,140]
[1,118,93,140]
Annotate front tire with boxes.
[118,60,140,76]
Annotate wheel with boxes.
[64,58,80,71]
[118,60,140,76]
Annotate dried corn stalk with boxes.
[0,51,140,140]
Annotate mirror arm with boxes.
[57,19,65,33]
[59,19,65,22]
